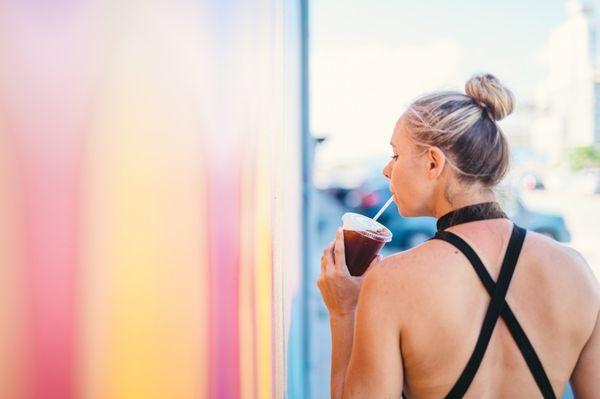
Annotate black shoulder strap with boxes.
[431,225,555,399]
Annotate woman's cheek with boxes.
[392,164,403,187]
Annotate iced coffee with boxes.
[341,213,392,276]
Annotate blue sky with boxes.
[310,0,589,168]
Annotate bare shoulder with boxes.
[361,240,454,298]
[526,231,599,291]
[366,239,461,277]
[359,241,459,331]
[525,229,589,264]
[522,231,600,321]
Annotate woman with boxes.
[317,74,600,398]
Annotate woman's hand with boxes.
[317,228,382,316]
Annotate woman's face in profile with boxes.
[383,116,432,217]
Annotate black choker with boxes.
[436,202,507,231]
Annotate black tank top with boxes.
[403,202,556,399]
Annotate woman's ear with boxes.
[425,146,446,179]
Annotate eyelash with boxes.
[391,155,398,160]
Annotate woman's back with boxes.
[378,219,599,398]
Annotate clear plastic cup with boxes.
[341,212,392,276]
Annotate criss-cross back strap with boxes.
[431,225,555,399]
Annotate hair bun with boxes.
[465,73,515,121]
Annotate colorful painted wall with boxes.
[0,1,306,398]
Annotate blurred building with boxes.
[531,0,600,165]
[503,101,537,149]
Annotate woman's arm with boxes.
[329,313,356,399]
[318,229,365,399]
[342,262,404,398]
[318,229,404,398]
[571,309,600,398]
[570,252,600,399]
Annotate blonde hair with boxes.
[405,73,515,187]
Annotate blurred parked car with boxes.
[501,196,571,242]
[322,187,354,208]
[325,181,571,250]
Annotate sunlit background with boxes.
[309,1,600,398]
[0,0,597,398]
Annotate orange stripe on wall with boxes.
[240,135,258,399]
[76,5,210,396]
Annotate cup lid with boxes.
[342,212,392,242]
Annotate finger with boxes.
[322,240,334,256]
[324,241,335,274]
[333,228,347,273]
[321,241,333,273]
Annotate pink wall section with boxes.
[0,1,303,398]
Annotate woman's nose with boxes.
[382,163,391,179]
[381,162,391,179]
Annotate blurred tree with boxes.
[569,146,600,171]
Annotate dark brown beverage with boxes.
[341,212,392,276]
[343,229,387,276]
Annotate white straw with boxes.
[373,195,394,222]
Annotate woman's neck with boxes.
[432,187,496,219]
